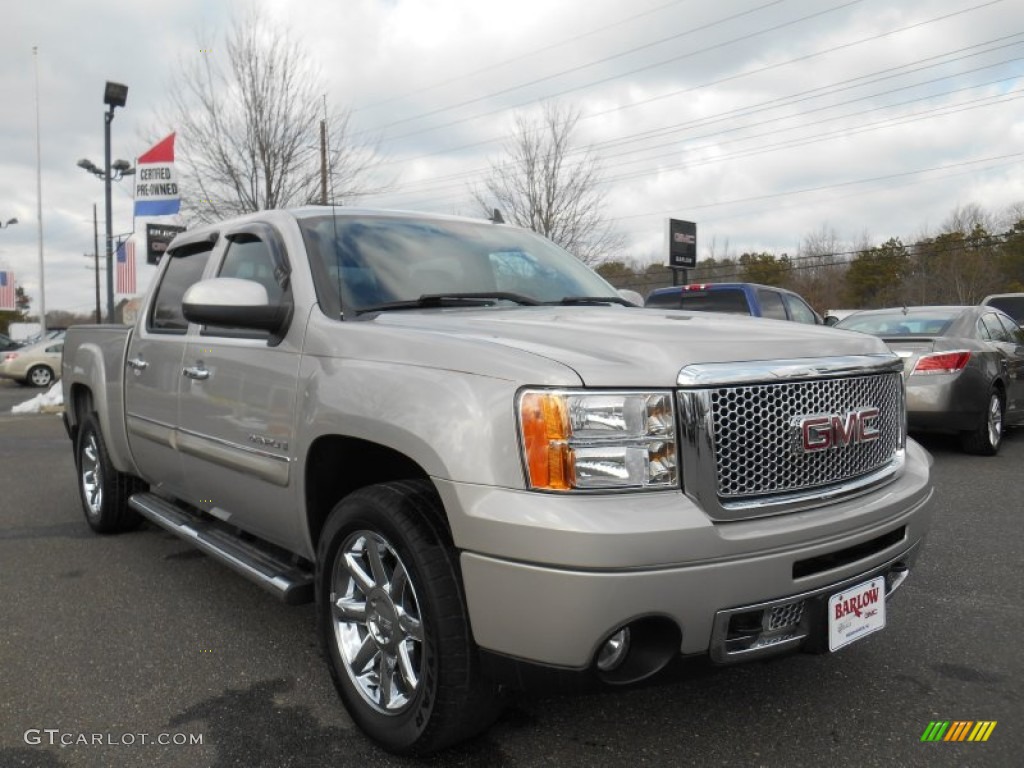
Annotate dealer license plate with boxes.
[828,576,886,652]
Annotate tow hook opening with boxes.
[885,563,910,595]
[594,617,681,685]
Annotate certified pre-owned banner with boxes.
[135,133,181,217]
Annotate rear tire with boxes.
[76,413,144,533]
[961,388,1003,456]
[316,480,500,755]
[26,365,54,388]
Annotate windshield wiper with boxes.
[355,292,540,315]
[547,296,633,306]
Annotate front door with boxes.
[176,226,303,551]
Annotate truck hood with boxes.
[366,307,892,387]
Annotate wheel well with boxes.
[68,385,95,440]
[305,436,434,550]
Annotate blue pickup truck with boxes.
[646,282,823,324]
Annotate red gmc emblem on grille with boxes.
[792,407,881,453]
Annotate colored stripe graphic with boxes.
[969,722,997,742]
[921,721,996,742]
[945,721,972,741]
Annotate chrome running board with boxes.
[128,492,314,605]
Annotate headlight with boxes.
[518,390,677,491]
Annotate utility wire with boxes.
[372,0,869,142]
[609,153,1024,222]
[365,61,1022,202]
[365,0,788,132]
[368,76,1021,210]
[367,20,1019,172]
[353,0,696,114]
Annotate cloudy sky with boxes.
[2,0,1022,314]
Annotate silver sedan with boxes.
[835,306,1024,455]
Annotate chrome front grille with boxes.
[710,373,903,498]
[676,355,906,521]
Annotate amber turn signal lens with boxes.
[520,393,572,490]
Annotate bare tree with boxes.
[165,10,383,223]
[792,223,846,310]
[473,103,623,266]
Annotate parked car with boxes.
[0,332,23,353]
[0,337,64,387]
[645,282,823,323]
[18,328,67,347]
[981,292,1024,325]
[835,306,1024,454]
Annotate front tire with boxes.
[76,413,144,533]
[961,388,1004,455]
[316,480,500,755]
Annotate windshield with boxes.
[836,310,958,336]
[298,215,620,315]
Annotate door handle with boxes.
[182,365,210,381]
[126,357,149,371]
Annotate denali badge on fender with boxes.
[791,407,881,454]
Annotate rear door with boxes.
[124,238,216,496]
[176,222,303,551]
[755,288,787,320]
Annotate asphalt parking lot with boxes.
[0,381,1020,767]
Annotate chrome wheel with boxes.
[987,392,1003,448]
[80,432,103,517]
[330,530,423,714]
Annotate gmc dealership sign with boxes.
[666,219,697,268]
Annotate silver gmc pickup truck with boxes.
[62,207,934,755]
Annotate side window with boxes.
[203,233,288,338]
[148,246,213,333]
[218,235,284,304]
[757,289,788,320]
[996,313,1024,344]
[784,294,819,324]
[981,313,1010,343]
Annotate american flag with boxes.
[116,239,136,295]
[0,269,15,311]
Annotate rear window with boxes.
[677,289,751,315]
[984,296,1024,324]
[837,311,957,336]
[645,291,681,309]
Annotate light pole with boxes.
[0,217,17,229]
[77,80,131,323]
[78,82,130,323]
[78,159,133,322]
[92,204,101,322]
